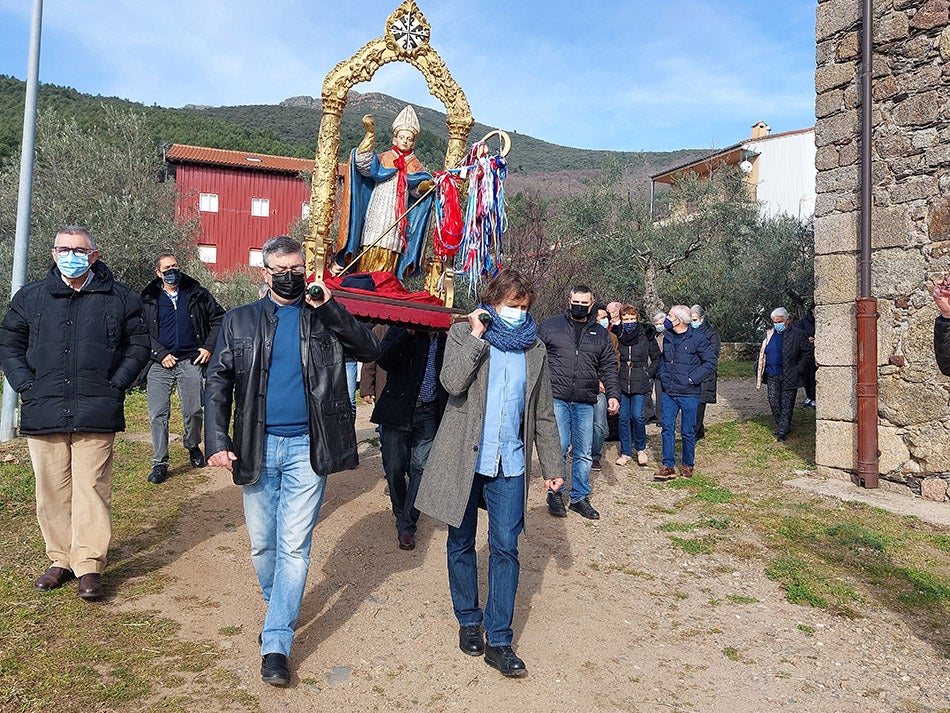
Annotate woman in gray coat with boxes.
[415,270,563,679]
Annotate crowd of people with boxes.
[0,231,821,686]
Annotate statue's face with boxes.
[393,129,416,153]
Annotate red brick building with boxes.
[164,144,314,275]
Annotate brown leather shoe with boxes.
[77,573,104,600]
[398,532,416,550]
[654,466,676,481]
[34,566,74,591]
[679,465,694,478]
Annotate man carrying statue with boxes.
[336,105,435,280]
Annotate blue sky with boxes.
[0,0,817,152]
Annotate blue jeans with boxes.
[244,433,327,657]
[661,393,699,468]
[591,392,607,460]
[552,399,594,503]
[618,393,646,456]
[379,402,438,535]
[345,360,357,420]
[447,471,524,647]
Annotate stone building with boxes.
[813,0,950,502]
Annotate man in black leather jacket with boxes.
[204,236,379,687]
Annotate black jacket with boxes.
[936,316,950,376]
[658,328,718,398]
[779,324,809,391]
[141,273,225,364]
[693,319,722,404]
[0,261,149,434]
[538,312,619,404]
[370,327,447,430]
[203,296,380,485]
[616,325,661,395]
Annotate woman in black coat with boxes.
[614,304,661,467]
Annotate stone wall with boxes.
[814,0,949,502]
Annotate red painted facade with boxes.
[166,144,313,275]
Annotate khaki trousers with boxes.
[27,432,115,576]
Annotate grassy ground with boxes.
[0,389,259,713]
[651,407,949,652]
[0,389,946,711]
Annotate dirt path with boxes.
[119,380,949,712]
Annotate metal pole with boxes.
[854,0,879,488]
[0,0,44,442]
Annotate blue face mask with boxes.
[497,305,527,328]
[663,318,674,331]
[621,321,638,332]
[599,318,609,329]
[162,268,181,286]
[774,322,786,333]
[691,319,702,329]
[57,251,90,279]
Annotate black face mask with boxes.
[270,271,305,300]
[569,303,590,320]
[161,268,181,286]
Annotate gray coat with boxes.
[415,322,563,529]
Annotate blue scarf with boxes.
[480,304,537,351]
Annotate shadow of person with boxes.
[290,507,434,662]
[510,497,575,643]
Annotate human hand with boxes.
[468,309,490,339]
[933,274,950,318]
[363,395,375,404]
[208,450,237,472]
[544,477,564,493]
[194,348,211,365]
[607,398,620,415]
[305,278,331,308]
[161,354,178,368]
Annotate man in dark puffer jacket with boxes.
[0,226,149,600]
[538,285,619,520]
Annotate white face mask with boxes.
[497,305,527,328]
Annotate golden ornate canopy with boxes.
[306,1,475,304]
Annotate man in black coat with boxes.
[537,285,620,520]
[204,236,379,687]
[689,305,721,440]
[0,226,149,600]
[371,326,447,551]
[141,252,225,484]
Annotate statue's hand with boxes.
[417,179,434,194]
[358,115,376,153]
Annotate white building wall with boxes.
[745,131,816,221]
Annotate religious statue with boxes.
[335,105,435,279]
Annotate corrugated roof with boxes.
[165,144,314,173]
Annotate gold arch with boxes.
[305,0,474,300]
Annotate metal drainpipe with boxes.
[855,0,879,488]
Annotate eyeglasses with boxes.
[53,246,94,256]
[264,264,306,276]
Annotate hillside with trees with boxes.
[0,76,707,200]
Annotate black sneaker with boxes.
[568,497,600,520]
[591,458,602,471]
[484,645,527,677]
[261,652,290,686]
[546,490,567,517]
[188,446,206,468]
[148,464,168,484]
